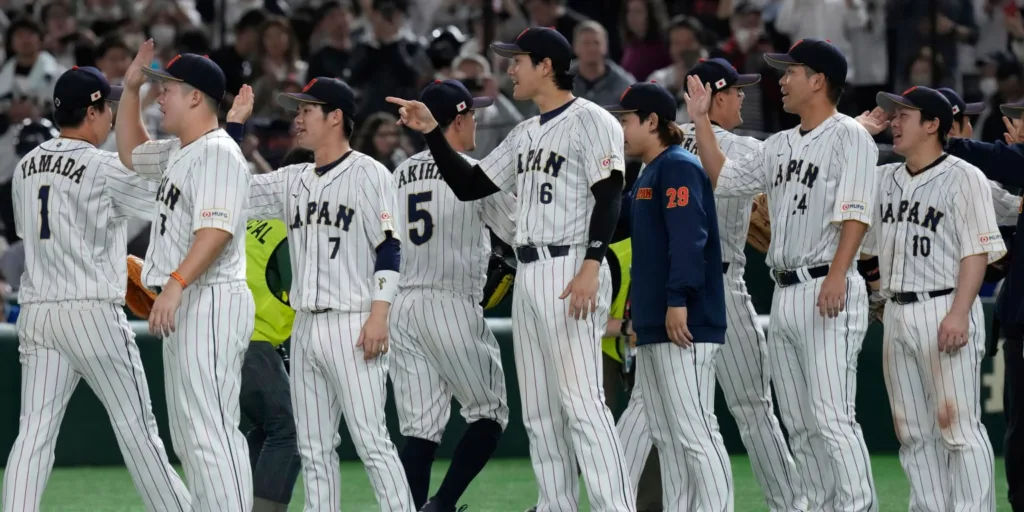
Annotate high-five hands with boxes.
[682,75,713,120]
[227,85,254,124]
[855,107,891,136]
[125,39,155,92]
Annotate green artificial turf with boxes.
[1,455,1011,511]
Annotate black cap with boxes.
[876,86,953,135]
[420,79,494,126]
[278,77,356,119]
[141,53,227,102]
[490,27,573,73]
[764,38,848,87]
[685,58,761,93]
[603,82,677,123]
[935,88,985,118]
[53,66,123,111]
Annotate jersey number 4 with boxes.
[37,185,52,239]
[408,191,434,245]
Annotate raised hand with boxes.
[385,96,439,133]
[227,85,254,124]
[682,74,713,120]
[855,107,891,136]
[125,39,155,92]
[1003,115,1024,144]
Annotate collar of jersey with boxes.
[539,97,578,125]
[314,150,354,177]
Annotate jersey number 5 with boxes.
[408,191,434,245]
[38,185,52,239]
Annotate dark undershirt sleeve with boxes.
[423,127,500,200]
[585,172,624,262]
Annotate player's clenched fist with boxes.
[560,260,601,320]
[125,39,155,92]
[385,96,439,133]
[938,310,969,353]
[227,85,254,124]
[357,308,390,360]
[149,281,183,337]
[817,272,847,318]
[665,307,693,348]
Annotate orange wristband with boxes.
[170,272,187,289]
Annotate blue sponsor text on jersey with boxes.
[20,153,86,184]
[880,200,945,233]
[289,200,355,231]
[772,158,820,189]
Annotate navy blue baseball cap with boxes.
[876,86,954,134]
[935,88,985,118]
[53,66,122,111]
[685,58,761,93]
[603,82,677,123]
[420,79,494,126]
[490,27,573,73]
[278,77,357,119]
[141,53,227,102]
[764,38,848,87]
[1001,100,1024,118]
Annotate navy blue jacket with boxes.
[947,138,1024,336]
[626,145,727,345]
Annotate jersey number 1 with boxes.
[38,185,52,239]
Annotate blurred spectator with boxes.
[774,0,867,84]
[251,16,308,119]
[353,111,410,171]
[426,25,468,80]
[619,0,671,81]
[848,0,889,115]
[210,9,267,99]
[452,54,525,159]
[348,0,428,123]
[649,15,708,99]
[41,1,97,68]
[977,52,1024,141]
[716,3,780,132]
[889,0,978,91]
[307,1,354,81]
[676,0,733,41]
[571,21,636,107]
[568,0,625,60]
[458,0,529,59]
[94,36,131,85]
[523,0,589,45]
[900,45,949,92]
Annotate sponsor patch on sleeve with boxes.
[840,201,867,213]
[200,209,230,222]
[980,232,1003,244]
[599,153,623,172]
[380,210,395,233]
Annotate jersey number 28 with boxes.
[407,191,434,245]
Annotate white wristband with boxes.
[372,270,400,304]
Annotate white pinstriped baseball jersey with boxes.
[129,131,251,288]
[478,98,624,247]
[13,139,159,304]
[865,156,1007,296]
[714,113,878,271]
[247,152,400,312]
[393,150,516,302]
[680,123,763,266]
[989,180,1020,226]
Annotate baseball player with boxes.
[606,81,733,511]
[388,79,515,512]
[3,66,191,511]
[684,39,878,510]
[388,26,635,512]
[865,86,1002,511]
[114,42,255,511]
[238,78,414,511]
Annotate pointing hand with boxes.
[386,97,439,133]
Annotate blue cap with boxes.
[685,58,761,93]
[53,66,122,111]
[935,88,985,118]
[764,38,848,87]
[141,53,227,102]
[420,79,494,126]
[876,86,953,135]
[278,77,357,119]
[490,27,573,73]
[603,82,677,123]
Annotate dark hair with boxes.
[5,17,43,56]
[919,110,950,147]
[621,0,669,45]
[53,100,107,129]
[40,1,70,25]
[95,35,129,61]
[315,1,345,21]
[235,9,268,33]
[353,111,399,158]
[637,110,684,146]
[439,111,470,133]
[313,104,356,138]
[668,15,704,41]
[804,67,844,105]
[528,53,576,91]
[175,28,211,55]
[257,16,301,65]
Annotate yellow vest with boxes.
[246,219,294,346]
[602,238,632,363]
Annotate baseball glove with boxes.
[747,193,770,254]
[126,255,157,319]
[480,250,517,310]
[868,290,886,325]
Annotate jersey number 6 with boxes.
[408,191,434,245]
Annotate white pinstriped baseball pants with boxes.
[883,295,995,511]
[291,310,414,512]
[3,301,190,512]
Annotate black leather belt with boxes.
[772,264,830,287]
[515,245,570,264]
[722,262,730,273]
[891,288,954,305]
[153,286,162,294]
[310,308,332,314]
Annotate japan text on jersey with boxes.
[713,114,878,271]
[393,151,516,301]
[247,152,400,313]
[477,98,624,247]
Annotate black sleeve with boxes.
[585,172,624,262]
[423,127,501,200]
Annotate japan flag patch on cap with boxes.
[457,101,467,112]
[714,78,727,90]
[952,105,960,114]
[90,91,102,102]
